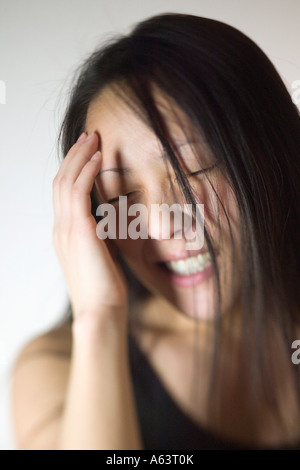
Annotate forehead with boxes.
[86,85,154,148]
[85,83,198,146]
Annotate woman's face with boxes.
[86,85,240,322]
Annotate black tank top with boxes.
[128,334,300,450]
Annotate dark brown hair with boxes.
[57,13,300,433]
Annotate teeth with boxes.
[165,253,211,275]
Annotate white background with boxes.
[0,0,299,450]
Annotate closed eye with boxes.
[107,191,137,205]
[176,163,217,180]
[105,164,218,203]
[187,163,217,177]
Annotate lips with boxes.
[154,248,217,287]
[154,248,210,264]
[157,256,214,287]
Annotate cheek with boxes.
[219,185,240,250]
[218,185,239,238]
[193,175,240,246]
[115,238,138,255]
[114,238,145,273]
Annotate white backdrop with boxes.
[0,0,299,450]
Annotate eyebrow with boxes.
[98,167,132,176]
[98,140,202,176]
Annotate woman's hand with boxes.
[52,132,128,322]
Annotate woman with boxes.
[12,13,300,450]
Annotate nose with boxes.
[147,183,199,246]
[146,187,204,250]
[148,201,184,241]
[141,177,179,241]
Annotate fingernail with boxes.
[76,132,86,143]
[86,132,95,142]
[91,150,101,161]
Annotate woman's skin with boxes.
[90,85,241,322]
[12,85,300,450]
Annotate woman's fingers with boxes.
[53,132,100,225]
[72,150,102,220]
[52,131,128,317]
[60,133,99,183]
[59,134,99,217]
[53,132,88,219]
[58,132,89,173]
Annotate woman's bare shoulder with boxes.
[11,321,73,450]
[15,321,72,362]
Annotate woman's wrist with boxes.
[71,307,128,345]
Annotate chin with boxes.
[164,281,217,321]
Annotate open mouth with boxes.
[155,250,216,288]
[159,252,212,276]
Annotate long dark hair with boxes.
[57,13,300,435]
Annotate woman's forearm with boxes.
[58,311,143,450]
